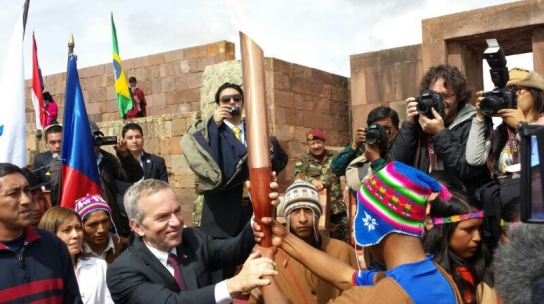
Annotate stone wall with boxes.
[28,113,200,225]
[23,41,235,129]
[350,0,544,123]
[26,44,350,222]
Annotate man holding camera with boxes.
[89,121,144,237]
[331,106,400,191]
[182,82,287,280]
[390,64,490,193]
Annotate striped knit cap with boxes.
[75,194,117,234]
[283,180,322,232]
[354,161,451,246]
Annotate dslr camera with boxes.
[416,90,444,119]
[230,106,240,116]
[93,135,117,146]
[365,124,386,146]
[480,39,517,116]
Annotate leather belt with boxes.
[242,199,251,206]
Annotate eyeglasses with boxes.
[439,92,456,99]
[507,85,523,95]
[220,94,243,102]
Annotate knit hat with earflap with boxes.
[507,68,544,91]
[354,161,451,247]
[75,194,117,234]
[283,180,322,233]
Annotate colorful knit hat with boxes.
[75,194,117,234]
[354,161,451,246]
[283,180,322,232]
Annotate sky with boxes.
[0,0,531,86]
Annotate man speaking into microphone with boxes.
[31,124,63,190]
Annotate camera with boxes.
[365,124,386,146]
[481,39,517,115]
[93,135,117,146]
[481,88,517,115]
[416,90,444,119]
[230,106,240,116]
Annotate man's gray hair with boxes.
[494,223,544,304]
[124,179,173,224]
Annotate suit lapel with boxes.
[142,151,152,179]
[134,237,179,291]
[178,243,198,290]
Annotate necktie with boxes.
[232,126,248,198]
[233,126,242,141]
[167,253,187,291]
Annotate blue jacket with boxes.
[0,226,82,304]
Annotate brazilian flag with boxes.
[111,13,132,118]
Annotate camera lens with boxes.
[366,132,378,145]
[480,96,501,116]
[417,101,430,116]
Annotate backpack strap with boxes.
[434,262,464,304]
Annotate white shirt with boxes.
[223,120,246,146]
[83,234,115,260]
[76,257,113,304]
[144,242,234,304]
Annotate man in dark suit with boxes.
[122,122,168,182]
[31,124,62,190]
[106,179,277,303]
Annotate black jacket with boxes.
[98,149,144,237]
[389,104,490,193]
[106,223,255,304]
[31,151,53,190]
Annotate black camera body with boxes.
[230,106,240,116]
[481,39,517,116]
[365,124,386,146]
[416,90,444,119]
[481,88,517,116]
[93,135,117,146]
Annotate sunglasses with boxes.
[507,85,523,95]
[439,92,456,99]
[220,94,243,102]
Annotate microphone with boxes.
[52,153,60,160]
[494,223,544,303]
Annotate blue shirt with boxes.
[353,255,455,304]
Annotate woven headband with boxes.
[432,210,484,225]
[500,219,519,228]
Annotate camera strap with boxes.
[507,127,520,164]
[428,137,439,173]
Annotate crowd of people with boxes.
[1,66,543,303]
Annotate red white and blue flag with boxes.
[60,55,102,209]
[31,32,45,129]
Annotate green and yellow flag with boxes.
[111,13,132,118]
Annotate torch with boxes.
[240,32,273,247]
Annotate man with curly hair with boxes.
[389,65,490,193]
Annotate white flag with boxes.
[0,7,26,167]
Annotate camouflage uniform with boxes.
[297,149,349,242]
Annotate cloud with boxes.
[0,0,528,79]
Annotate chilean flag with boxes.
[60,55,102,209]
[31,32,45,130]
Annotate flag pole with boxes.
[22,0,30,35]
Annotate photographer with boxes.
[389,64,490,194]
[331,106,399,191]
[466,68,544,176]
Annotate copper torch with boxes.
[240,32,273,247]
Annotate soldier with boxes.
[297,130,347,242]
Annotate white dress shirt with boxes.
[76,257,113,304]
[144,242,234,304]
[223,120,247,146]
